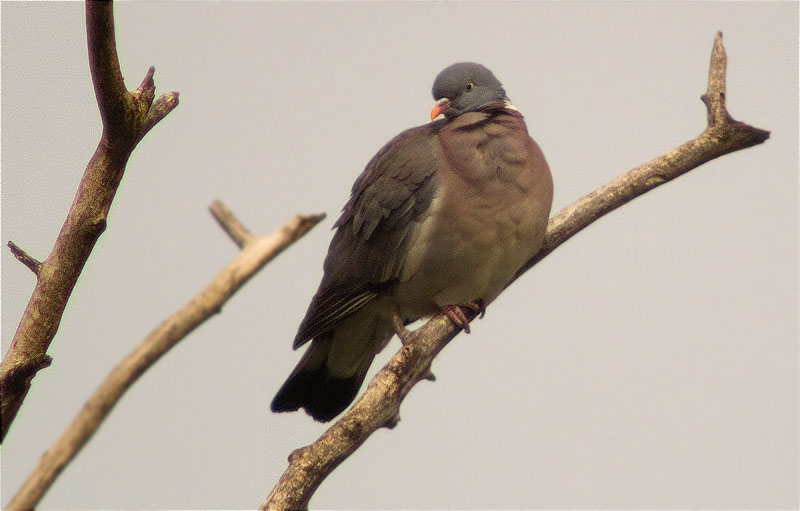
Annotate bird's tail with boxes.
[271,309,392,422]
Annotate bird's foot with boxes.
[442,299,486,334]
[463,298,486,319]
[443,305,470,333]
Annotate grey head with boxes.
[430,62,508,120]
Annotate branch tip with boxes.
[210,200,253,248]
[137,66,156,96]
[7,241,42,275]
[280,213,327,246]
[142,92,180,134]
[301,213,327,226]
[160,91,180,108]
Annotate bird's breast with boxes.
[391,113,553,317]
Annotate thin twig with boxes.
[7,241,42,275]
[210,199,256,248]
[6,206,325,511]
[261,31,770,511]
[0,0,179,442]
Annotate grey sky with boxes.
[1,2,797,509]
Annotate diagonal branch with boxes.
[0,0,179,442]
[261,31,770,511]
[5,204,325,511]
[211,199,256,249]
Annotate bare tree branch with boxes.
[6,241,42,276]
[211,199,256,249]
[0,1,179,442]
[6,205,325,511]
[261,31,770,511]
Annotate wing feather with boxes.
[294,121,443,347]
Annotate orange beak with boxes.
[430,98,450,120]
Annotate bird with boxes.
[271,62,553,421]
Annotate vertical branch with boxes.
[702,31,730,126]
[85,1,129,135]
[0,0,179,442]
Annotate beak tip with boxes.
[430,98,450,121]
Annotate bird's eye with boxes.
[466,82,475,91]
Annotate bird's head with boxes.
[430,62,509,120]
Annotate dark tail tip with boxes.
[271,369,363,422]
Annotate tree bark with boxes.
[0,0,179,442]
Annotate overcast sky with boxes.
[2,2,797,509]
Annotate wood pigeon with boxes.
[271,62,554,421]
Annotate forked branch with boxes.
[261,31,770,511]
[0,1,179,442]
[6,204,325,511]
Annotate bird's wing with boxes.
[294,122,442,347]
